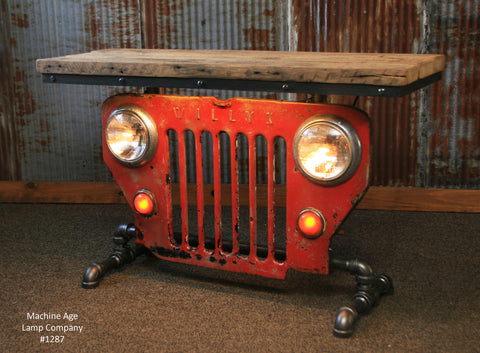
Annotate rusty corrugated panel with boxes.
[292,0,424,187]
[1,0,141,182]
[428,0,480,188]
[0,1,21,180]
[140,0,289,99]
[142,0,285,51]
[291,0,480,188]
[293,0,480,189]
[2,0,478,190]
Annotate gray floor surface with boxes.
[0,203,479,352]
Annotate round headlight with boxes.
[105,105,157,167]
[293,115,361,185]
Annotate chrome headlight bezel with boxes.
[293,114,362,186]
[105,104,158,167]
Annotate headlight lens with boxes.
[293,115,361,185]
[105,105,157,166]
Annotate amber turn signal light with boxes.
[297,208,325,239]
[133,190,156,216]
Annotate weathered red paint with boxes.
[102,94,370,279]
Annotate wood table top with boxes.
[37,49,445,87]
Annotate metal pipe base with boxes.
[82,224,147,289]
[330,256,393,338]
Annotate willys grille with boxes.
[103,94,371,278]
[167,129,288,265]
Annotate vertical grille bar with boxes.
[166,127,286,264]
[195,131,205,252]
[177,130,189,247]
[231,133,240,254]
[213,131,222,253]
[267,137,275,260]
[248,134,257,260]
[165,132,174,244]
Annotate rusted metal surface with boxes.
[0,0,140,181]
[1,0,478,189]
[1,1,31,180]
[292,0,423,187]
[141,0,285,51]
[0,2,16,180]
[102,95,370,276]
[292,0,480,188]
[427,1,480,187]
[139,0,287,99]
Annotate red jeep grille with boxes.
[103,95,371,279]
[166,128,287,263]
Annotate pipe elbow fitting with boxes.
[82,263,102,289]
[333,306,358,338]
[350,259,373,277]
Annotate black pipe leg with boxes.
[330,256,393,338]
[82,224,147,289]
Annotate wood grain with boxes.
[1,182,478,213]
[36,49,445,86]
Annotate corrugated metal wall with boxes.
[1,0,479,188]
[140,0,289,100]
[292,0,424,187]
[292,0,480,188]
[1,0,142,182]
[428,1,480,188]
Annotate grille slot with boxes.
[167,128,286,264]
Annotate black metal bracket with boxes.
[329,256,394,338]
[82,224,148,289]
[42,72,441,97]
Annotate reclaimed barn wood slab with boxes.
[37,49,445,87]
